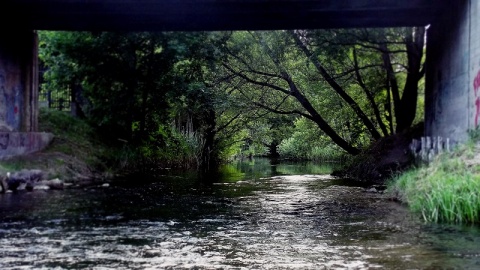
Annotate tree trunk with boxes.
[285,75,361,155]
[381,27,424,133]
[291,31,382,140]
[352,48,389,137]
[385,78,394,135]
[201,109,218,172]
[70,82,86,119]
[268,141,280,158]
[396,27,425,132]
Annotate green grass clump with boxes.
[388,144,480,224]
[38,108,107,166]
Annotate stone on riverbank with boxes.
[38,178,64,190]
[5,169,44,191]
[0,170,67,192]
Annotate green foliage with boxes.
[0,159,29,174]
[38,28,425,173]
[238,114,296,157]
[220,28,425,155]
[388,143,480,224]
[39,31,226,170]
[468,127,480,143]
[278,118,348,161]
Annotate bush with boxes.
[278,136,347,161]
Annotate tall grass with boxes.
[388,143,480,224]
[129,120,205,171]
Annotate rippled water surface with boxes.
[1,158,480,269]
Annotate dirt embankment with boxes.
[0,110,114,190]
[0,148,113,193]
[333,123,424,185]
[1,151,106,183]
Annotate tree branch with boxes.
[290,30,382,140]
[222,63,292,96]
[353,47,389,136]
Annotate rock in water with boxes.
[0,174,8,193]
[38,178,64,190]
[33,185,50,190]
[6,169,45,191]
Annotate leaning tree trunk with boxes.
[290,31,382,140]
[290,83,361,155]
[254,32,361,155]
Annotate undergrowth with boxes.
[0,108,213,181]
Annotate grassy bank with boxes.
[0,109,110,181]
[387,139,480,224]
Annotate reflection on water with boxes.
[0,158,480,269]
[219,158,341,182]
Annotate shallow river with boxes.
[1,158,480,269]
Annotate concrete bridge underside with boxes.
[0,0,478,158]
[5,0,445,31]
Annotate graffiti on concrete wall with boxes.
[0,132,54,159]
[0,70,22,131]
[6,87,21,130]
[474,70,480,127]
[0,73,8,131]
[0,133,9,150]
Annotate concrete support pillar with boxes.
[425,0,480,142]
[0,30,51,160]
[0,29,38,133]
[24,31,39,132]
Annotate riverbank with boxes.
[0,109,113,188]
[387,138,480,224]
[332,124,480,224]
[332,123,424,185]
[0,110,422,189]
[0,108,212,191]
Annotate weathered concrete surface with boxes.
[4,0,446,31]
[425,0,480,142]
[0,132,54,160]
[0,30,39,133]
[0,29,41,159]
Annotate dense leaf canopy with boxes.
[39,27,425,169]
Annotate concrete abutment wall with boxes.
[0,30,52,159]
[425,0,480,142]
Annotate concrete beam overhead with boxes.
[3,0,448,31]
